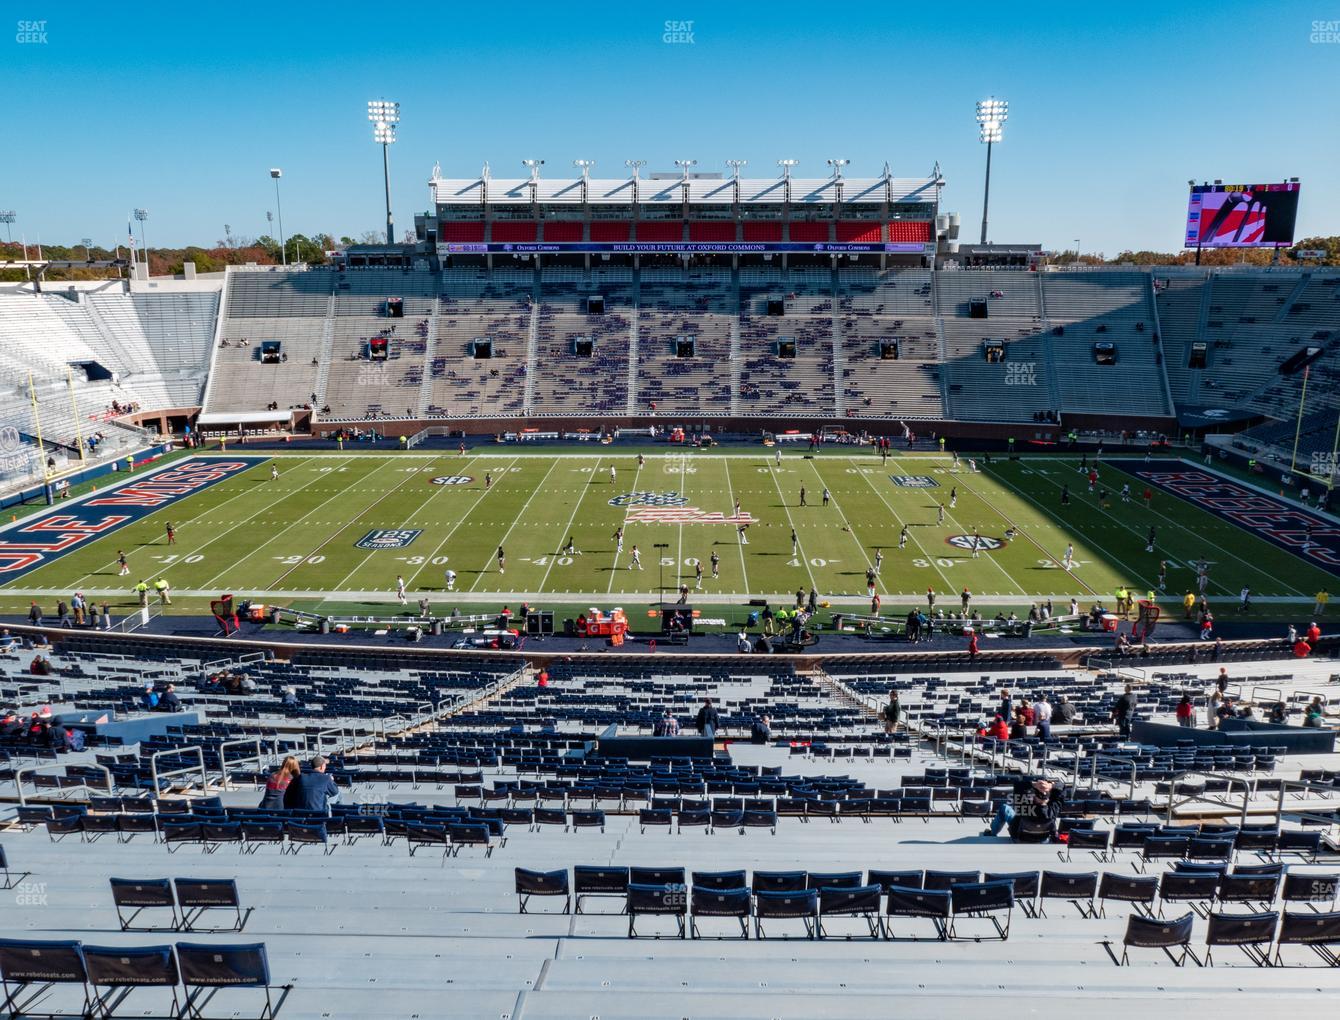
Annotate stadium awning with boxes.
[196,410,296,426]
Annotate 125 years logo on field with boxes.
[889,476,939,488]
[356,529,422,550]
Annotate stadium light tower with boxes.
[975,97,1008,245]
[368,99,400,245]
[80,237,92,260]
[573,159,595,178]
[0,211,15,245]
[726,160,747,202]
[269,169,287,266]
[675,159,697,181]
[826,158,849,179]
[522,158,545,181]
[133,209,149,268]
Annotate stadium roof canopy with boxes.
[430,170,940,206]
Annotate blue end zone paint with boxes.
[0,456,267,581]
[1105,459,1340,577]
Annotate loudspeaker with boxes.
[675,337,696,358]
[563,617,576,636]
[471,338,493,360]
[572,338,593,358]
[526,613,543,636]
[587,295,605,314]
[969,299,988,319]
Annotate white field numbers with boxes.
[398,555,450,566]
[154,554,204,564]
[274,555,326,565]
[912,557,955,568]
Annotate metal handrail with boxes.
[149,745,209,795]
[217,737,266,790]
[15,762,113,807]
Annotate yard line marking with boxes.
[801,459,880,596]
[888,455,1026,596]
[603,457,639,595]
[52,456,289,590]
[721,459,751,596]
[940,461,1100,598]
[765,456,817,591]
[1000,460,1301,597]
[188,457,370,589]
[467,457,563,593]
[403,458,517,592]
[268,457,454,591]
[850,464,953,592]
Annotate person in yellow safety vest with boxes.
[134,580,149,607]
[1183,590,1196,619]
[153,578,171,605]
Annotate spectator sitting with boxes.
[1009,708,1028,740]
[983,777,1064,842]
[284,755,340,813]
[259,756,300,809]
[140,684,159,710]
[982,714,1010,741]
[0,709,23,738]
[0,629,18,652]
[1304,697,1325,728]
[158,684,181,712]
[281,687,299,708]
[1268,702,1287,725]
[29,654,51,676]
[750,715,772,744]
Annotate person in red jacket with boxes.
[983,714,1010,741]
[967,632,979,657]
[1306,622,1322,647]
[1175,694,1195,728]
[1294,638,1312,658]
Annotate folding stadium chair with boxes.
[80,812,119,843]
[1274,909,1340,966]
[162,821,204,854]
[883,886,951,941]
[568,810,606,834]
[638,808,673,834]
[690,886,752,939]
[752,870,808,894]
[741,809,778,834]
[948,880,1014,941]
[678,808,711,833]
[283,821,333,855]
[175,879,249,933]
[0,938,91,1018]
[240,821,285,854]
[45,814,83,843]
[201,822,244,855]
[1216,869,1283,912]
[1097,873,1158,918]
[0,846,28,891]
[1136,834,1189,873]
[753,889,818,940]
[110,878,179,932]
[342,814,384,845]
[176,942,291,1020]
[1185,837,1235,867]
[1111,912,1194,967]
[627,883,687,939]
[1062,827,1112,863]
[922,870,980,892]
[574,866,630,914]
[1281,872,1339,912]
[1158,871,1219,919]
[984,871,1040,918]
[117,813,159,844]
[710,808,745,834]
[1202,910,1278,967]
[1038,871,1098,919]
[868,870,925,895]
[1276,830,1322,863]
[448,823,498,856]
[691,870,748,891]
[515,868,571,914]
[806,871,863,892]
[816,885,883,940]
[82,943,181,1018]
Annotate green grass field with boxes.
[0,449,1330,622]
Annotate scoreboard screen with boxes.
[1184,182,1300,249]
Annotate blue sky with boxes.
[3,0,1336,253]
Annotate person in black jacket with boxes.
[694,698,720,738]
[983,777,1064,842]
[284,755,340,814]
[1111,684,1137,737]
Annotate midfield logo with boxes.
[608,491,690,508]
[890,475,939,488]
[946,534,1006,551]
[357,529,422,550]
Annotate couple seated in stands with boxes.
[140,683,182,712]
[260,754,340,812]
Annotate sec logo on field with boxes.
[946,534,1006,551]
[608,491,689,508]
[430,476,474,486]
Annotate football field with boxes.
[0,449,1332,618]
